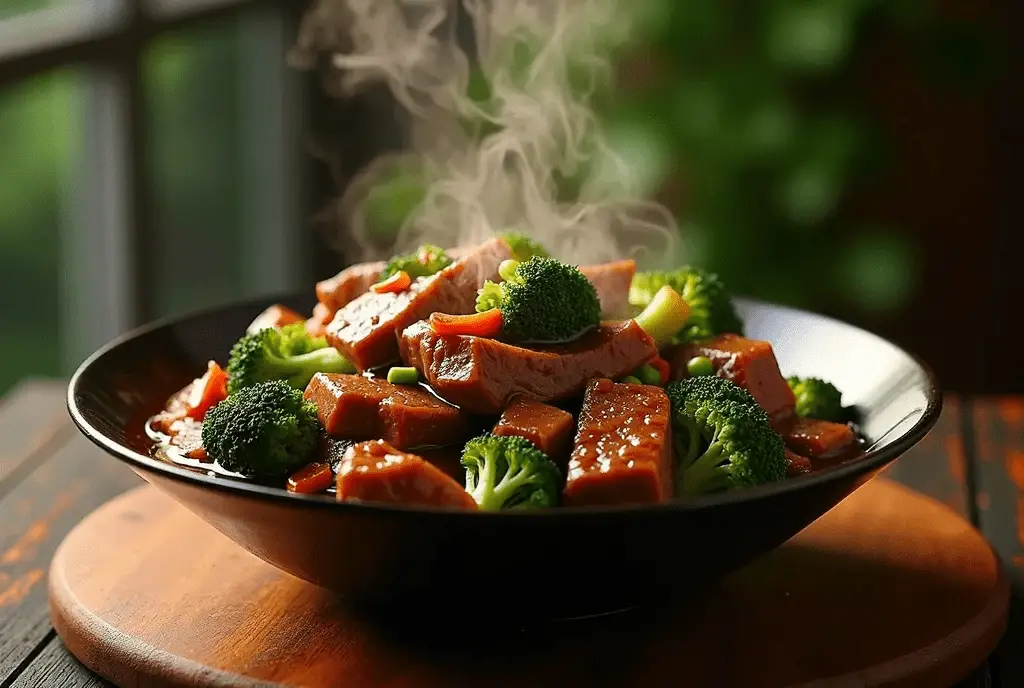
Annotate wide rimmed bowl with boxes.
[67,293,941,619]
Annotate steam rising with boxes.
[293,0,680,267]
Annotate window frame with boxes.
[0,0,306,370]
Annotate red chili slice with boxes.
[429,309,504,337]
[372,270,412,294]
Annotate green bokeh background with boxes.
[0,0,989,395]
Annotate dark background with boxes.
[0,0,1020,395]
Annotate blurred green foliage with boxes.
[363,0,989,318]
[0,7,247,394]
[0,0,991,396]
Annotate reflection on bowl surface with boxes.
[68,294,940,618]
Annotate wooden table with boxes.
[0,380,1021,687]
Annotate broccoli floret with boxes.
[461,433,562,510]
[226,323,354,394]
[629,266,743,343]
[666,375,787,496]
[787,376,845,422]
[201,380,322,478]
[378,244,452,282]
[475,256,601,343]
[498,232,550,261]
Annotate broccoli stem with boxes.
[634,285,691,346]
[673,415,702,469]
[491,461,543,509]
[277,347,355,386]
[471,449,500,508]
[678,440,732,496]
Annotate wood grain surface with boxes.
[48,478,1008,688]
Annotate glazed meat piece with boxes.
[668,334,796,423]
[315,261,386,313]
[305,302,333,338]
[580,259,636,318]
[492,397,575,463]
[337,440,477,509]
[304,373,470,450]
[399,319,657,414]
[562,379,673,506]
[779,416,856,459]
[246,304,305,334]
[326,238,511,370]
[785,448,812,477]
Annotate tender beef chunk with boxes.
[785,448,812,477]
[246,304,305,334]
[778,416,856,459]
[326,238,511,370]
[562,378,673,506]
[305,302,334,338]
[492,397,575,464]
[399,319,657,414]
[304,373,470,450]
[668,334,796,423]
[315,261,385,313]
[579,259,636,318]
[337,439,477,508]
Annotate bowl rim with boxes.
[67,292,942,519]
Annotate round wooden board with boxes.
[49,478,1008,688]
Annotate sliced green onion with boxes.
[620,375,642,385]
[498,259,521,282]
[636,364,661,386]
[633,285,690,346]
[386,366,420,385]
[686,356,714,377]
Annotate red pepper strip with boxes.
[372,270,412,294]
[429,309,504,337]
[185,361,229,421]
[648,356,671,386]
[287,462,335,494]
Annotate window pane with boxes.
[143,20,247,318]
[0,71,72,394]
[143,11,305,320]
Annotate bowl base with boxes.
[49,478,1007,687]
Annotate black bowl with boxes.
[67,294,940,619]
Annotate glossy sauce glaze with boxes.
[563,378,674,506]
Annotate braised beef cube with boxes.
[780,416,856,459]
[247,304,305,335]
[304,373,469,450]
[669,334,796,423]
[315,261,385,312]
[399,319,657,414]
[563,379,673,506]
[493,397,575,464]
[580,259,636,318]
[785,448,812,477]
[326,238,511,370]
[306,302,334,338]
[337,440,477,509]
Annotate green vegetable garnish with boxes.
[386,366,420,385]
[202,380,322,479]
[687,356,715,377]
[666,375,788,497]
